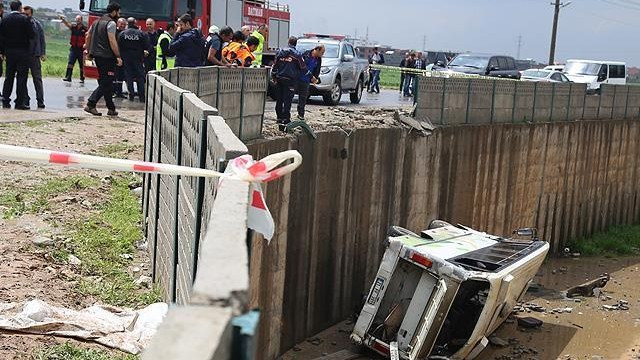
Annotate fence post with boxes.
[215,67,221,109]
[260,69,268,135]
[465,78,472,124]
[511,81,517,123]
[490,80,496,123]
[151,84,164,283]
[624,86,630,119]
[414,76,420,106]
[566,83,571,122]
[549,83,555,122]
[191,116,208,283]
[171,93,184,303]
[611,85,616,120]
[238,69,246,140]
[597,88,603,119]
[531,82,538,123]
[142,77,153,239]
[581,87,587,120]
[440,78,447,125]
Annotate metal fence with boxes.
[415,76,640,125]
[141,69,257,359]
[153,66,269,141]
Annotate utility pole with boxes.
[517,35,522,59]
[548,0,571,65]
[422,35,427,52]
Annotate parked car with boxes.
[520,69,571,83]
[543,64,565,72]
[351,220,549,360]
[439,53,521,79]
[564,59,626,92]
[296,36,370,105]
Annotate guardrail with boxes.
[414,76,640,125]
[141,67,262,359]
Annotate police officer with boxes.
[119,17,149,102]
[156,22,176,70]
[0,0,35,110]
[272,36,308,131]
[113,17,127,98]
[84,2,122,116]
[60,14,87,83]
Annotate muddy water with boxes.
[283,257,640,360]
[479,256,640,360]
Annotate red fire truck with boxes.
[79,0,291,77]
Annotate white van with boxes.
[564,59,626,92]
[351,221,549,360]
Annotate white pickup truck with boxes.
[296,36,370,106]
[351,221,549,360]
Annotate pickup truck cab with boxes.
[297,36,370,105]
[351,221,549,360]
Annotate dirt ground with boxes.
[261,101,416,139]
[283,256,640,360]
[0,110,149,359]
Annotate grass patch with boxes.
[32,342,138,360]
[42,36,72,78]
[379,68,402,89]
[568,224,640,256]
[0,176,98,219]
[63,175,160,307]
[97,142,142,157]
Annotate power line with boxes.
[600,0,640,11]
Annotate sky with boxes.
[25,0,640,66]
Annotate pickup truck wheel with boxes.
[350,78,363,104]
[323,80,342,106]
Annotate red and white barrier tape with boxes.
[0,144,303,241]
[0,144,301,183]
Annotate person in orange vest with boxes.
[233,36,260,67]
[221,31,245,62]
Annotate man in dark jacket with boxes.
[272,36,308,130]
[403,52,416,97]
[24,6,45,109]
[169,14,205,68]
[119,17,149,102]
[367,46,385,94]
[143,18,157,73]
[297,44,324,121]
[85,2,122,116]
[205,25,232,66]
[0,0,35,109]
[398,53,408,93]
[0,2,4,100]
[60,14,87,82]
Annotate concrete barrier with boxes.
[247,119,640,358]
[493,80,515,123]
[415,76,640,124]
[443,78,469,124]
[569,83,587,120]
[142,70,254,359]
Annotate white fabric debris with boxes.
[0,299,168,354]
